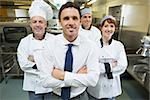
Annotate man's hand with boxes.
[77,66,87,74]
[28,55,35,62]
[52,68,65,80]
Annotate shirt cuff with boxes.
[64,71,75,86]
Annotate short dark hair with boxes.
[58,2,81,20]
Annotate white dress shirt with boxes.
[34,33,100,98]
[79,25,101,42]
[17,33,54,94]
[87,39,128,99]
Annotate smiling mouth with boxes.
[35,29,41,32]
[68,27,75,31]
[69,30,74,33]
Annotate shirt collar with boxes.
[61,34,80,46]
[33,31,46,40]
[31,32,48,40]
[81,24,92,30]
[100,38,113,48]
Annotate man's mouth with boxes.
[68,27,75,32]
[34,27,42,32]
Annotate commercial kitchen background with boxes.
[0,0,149,100]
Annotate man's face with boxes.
[59,7,81,42]
[30,16,47,36]
[81,13,92,29]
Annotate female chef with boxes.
[87,15,128,100]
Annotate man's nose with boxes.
[68,19,74,25]
[35,22,41,26]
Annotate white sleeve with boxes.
[64,45,100,87]
[34,46,64,89]
[17,39,38,75]
[112,44,128,76]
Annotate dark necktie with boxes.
[61,44,73,100]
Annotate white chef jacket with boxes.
[87,39,128,99]
[79,25,101,42]
[17,33,54,94]
[34,33,100,98]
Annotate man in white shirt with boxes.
[34,2,100,100]
[80,7,101,42]
[17,0,54,100]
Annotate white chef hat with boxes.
[81,7,92,16]
[100,15,116,25]
[29,0,53,21]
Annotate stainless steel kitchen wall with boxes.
[92,0,149,53]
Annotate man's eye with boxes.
[63,17,69,20]
[73,16,78,20]
[32,21,37,23]
[39,21,44,23]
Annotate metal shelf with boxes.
[0,48,20,84]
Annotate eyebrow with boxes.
[63,16,79,20]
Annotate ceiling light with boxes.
[87,0,96,5]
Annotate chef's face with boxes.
[81,13,92,29]
[101,20,116,40]
[30,16,47,36]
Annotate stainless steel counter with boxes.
[127,54,150,92]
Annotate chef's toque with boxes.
[29,0,53,21]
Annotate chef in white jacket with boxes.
[87,15,128,100]
[34,2,100,100]
[79,7,101,42]
[17,0,54,100]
